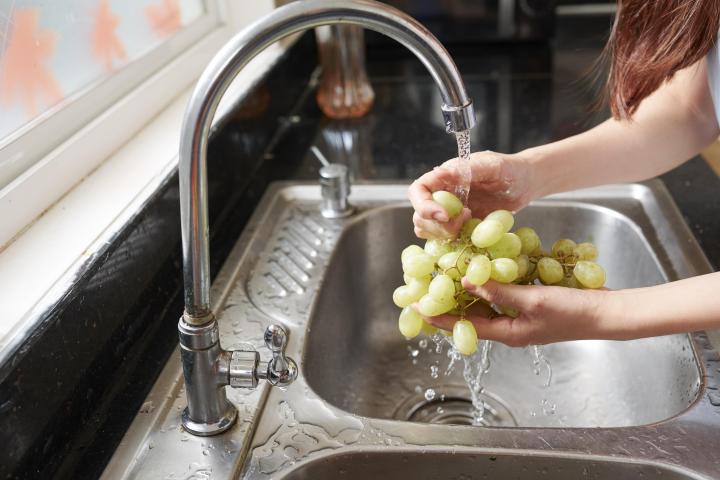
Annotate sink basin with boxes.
[277,449,705,480]
[304,192,703,428]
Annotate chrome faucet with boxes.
[177,0,476,436]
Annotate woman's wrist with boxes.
[590,289,640,340]
[512,146,556,201]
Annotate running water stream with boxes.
[454,130,472,203]
[408,130,556,425]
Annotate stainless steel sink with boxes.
[103,182,720,480]
[304,197,702,428]
[275,448,706,479]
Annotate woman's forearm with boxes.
[602,273,720,340]
[521,60,719,198]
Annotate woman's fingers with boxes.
[461,279,535,310]
[423,313,456,331]
[413,207,471,240]
[421,311,532,347]
[408,167,462,221]
[466,315,532,347]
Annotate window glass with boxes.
[0,0,205,140]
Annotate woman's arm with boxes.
[410,59,719,239]
[525,59,720,199]
[423,273,720,346]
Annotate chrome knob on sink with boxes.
[226,325,297,390]
[177,0,476,437]
[259,324,298,388]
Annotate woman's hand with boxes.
[408,151,536,239]
[423,278,617,347]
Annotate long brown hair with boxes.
[606,0,720,119]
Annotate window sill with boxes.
[0,32,290,358]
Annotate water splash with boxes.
[532,345,553,387]
[462,340,493,425]
[424,388,436,401]
[532,345,556,416]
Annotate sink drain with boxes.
[395,386,517,427]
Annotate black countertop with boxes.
[2,11,719,480]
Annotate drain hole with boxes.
[395,387,517,427]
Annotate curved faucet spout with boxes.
[179,0,476,319]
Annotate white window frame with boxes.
[0,0,278,248]
[0,0,292,357]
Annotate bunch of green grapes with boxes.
[393,191,606,356]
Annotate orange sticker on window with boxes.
[92,0,127,71]
[146,0,181,38]
[0,8,63,117]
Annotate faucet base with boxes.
[181,405,237,437]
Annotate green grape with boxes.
[453,319,478,355]
[392,279,429,308]
[421,321,439,336]
[465,254,491,286]
[404,273,431,285]
[428,274,456,303]
[437,249,471,279]
[515,254,530,279]
[515,227,541,255]
[490,258,518,283]
[402,252,435,278]
[432,191,463,219]
[484,209,514,232]
[460,218,482,240]
[573,261,606,289]
[486,232,522,259]
[551,238,577,258]
[537,257,564,284]
[471,220,505,248]
[424,239,454,261]
[417,294,455,316]
[401,244,425,263]
[574,242,598,261]
[398,307,424,338]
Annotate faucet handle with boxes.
[261,325,298,388]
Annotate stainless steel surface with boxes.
[179,0,475,318]
[303,200,700,428]
[178,318,237,436]
[177,0,476,435]
[319,163,354,218]
[230,350,261,389]
[104,183,720,480]
[275,448,706,479]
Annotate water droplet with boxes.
[424,388,436,401]
[418,339,428,349]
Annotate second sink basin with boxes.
[303,185,704,428]
[277,448,705,480]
